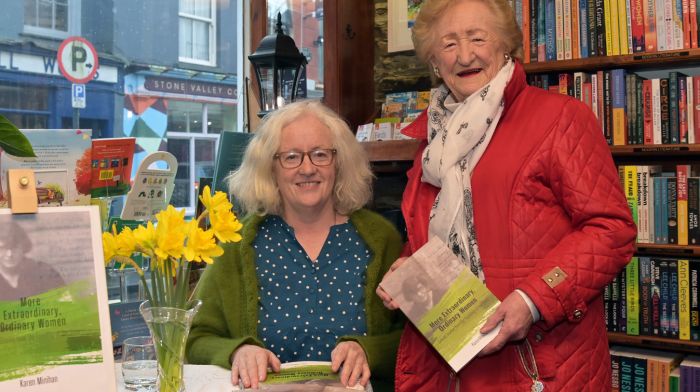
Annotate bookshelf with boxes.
[361,139,421,162]
[521,27,700,377]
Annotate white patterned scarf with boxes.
[421,59,514,281]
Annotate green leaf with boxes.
[0,115,36,157]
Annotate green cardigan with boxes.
[186,208,404,391]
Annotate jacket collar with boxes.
[401,60,527,140]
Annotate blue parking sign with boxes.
[72,83,86,108]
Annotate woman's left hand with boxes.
[330,341,371,388]
[478,291,534,356]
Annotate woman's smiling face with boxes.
[430,0,508,102]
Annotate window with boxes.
[0,84,50,129]
[179,0,216,66]
[23,0,80,39]
[166,100,236,214]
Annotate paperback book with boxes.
[233,361,368,391]
[379,236,501,372]
[90,137,136,198]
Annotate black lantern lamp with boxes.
[248,12,308,118]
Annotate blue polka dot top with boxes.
[254,215,370,362]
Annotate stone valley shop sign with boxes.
[144,76,237,100]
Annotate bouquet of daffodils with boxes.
[102,185,242,308]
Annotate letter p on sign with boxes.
[57,36,99,84]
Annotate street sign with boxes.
[57,36,99,84]
[72,83,86,108]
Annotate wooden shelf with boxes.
[634,243,700,256]
[608,332,700,353]
[524,48,700,73]
[361,139,420,162]
[610,144,700,157]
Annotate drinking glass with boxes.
[121,336,157,390]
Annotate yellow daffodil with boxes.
[102,232,118,264]
[155,205,187,233]
[183,221,224,263]
[116,226,138,257]
[133,221,158,254]
[199,186,233,213]
[209,209,243,243]
[155,227,185,261]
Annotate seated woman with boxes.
[186,100,404,391]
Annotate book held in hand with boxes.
[379,236,501,372]
[233,361,368,391]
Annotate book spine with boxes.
[655,177,664,242]
[672,0,684,48]
[640,256,653,335]
[605,0,616,55]
[670,259,680,338]
[627,74,636,144]
[670,72,681,143]
[683,0,692,48]
[651,257,662,335]
[632,0,648,51]
[605,70,614,144]
[611,0,622,55]
[592,73,600,119]
[556,0,565,59]
[657,0,668,50]
[579,0,590,57]
[664,0,676,49]
[639,166,650,242]
[531,0,539,61]
[690,259,700,340]
[678,165,690,245]
[613,69,629,145]
[538,0,547,60]
[632,357,647,392]
[660,258,671,336]
[619,354,634,391]
[588,0,598,56]
[605,281,613,330]
[653,78,663,144]
[694,76,700,143]
[649,168,656,242]
[571,0,580,58]
[524,0,531,63]
[612,275,622,332]
[689,177,700,245]
[661,78,671,144]
[690,0,698,48]
[645,0,659,51]
[679,259,691,340]
[687,75,695,143]
[669,177,678,244]
[595,0,608,55]
[680,75,689,143]
[637,76,645,144]
[546,0,558,60]
[626,166,640,230]
[611,352,621,392]
[621,0,633,54]
[620,266,628,333]
[563,0,573,59]
[627,257,640,335]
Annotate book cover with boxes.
[379,236,501,372]
[212,131,254,194]
[90,137,135,198]
[0,129,92,208]
[109,301,149,359]
[356,124,373,143]
[232,361,368,391]
[0,207,116,392]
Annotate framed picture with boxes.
[0,206,116,392]
[387,0,414,53]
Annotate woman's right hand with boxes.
[230,344,281,389]
[376,257,408,309]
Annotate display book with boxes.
[232,361,370,391]
[522,33,700,390]
[378,236,501,372]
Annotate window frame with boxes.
[23,0,81,39]
[178,0,217,67]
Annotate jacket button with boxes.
[534,332,543,342]
[573,309,583,320]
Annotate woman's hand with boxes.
[478,291,534,356]
[376,257,408,309]
[230,344,281,389]
[331,341,371,388]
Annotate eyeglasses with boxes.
[273,148,337,169]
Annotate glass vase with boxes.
[139,299,202,392]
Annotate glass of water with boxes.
[122,336,157,390]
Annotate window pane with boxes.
[168,100,203,133]
[0,84,49,110]
[194,139,215,184]
[206,104,236,134]
[167,138,191,208]
[180,0,195,15]
[179,18,193,58]
[193,20,209,61]
[55,1,67,31]
[37,0,53,29]
[194,0,211,18]
[24,0,36,26]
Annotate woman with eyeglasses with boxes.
[186,100,404,392]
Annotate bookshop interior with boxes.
[2,0,700,391]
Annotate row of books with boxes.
[610,347,700,392]
[619,165,700,245]
[529,70,700,146]
[604,257,699,341]
[513,0,700,64]
[356,120,412,142]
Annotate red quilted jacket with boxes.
[395,62,637,391]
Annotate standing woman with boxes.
[377,0,636,390]
[186,100,403,391]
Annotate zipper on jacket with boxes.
[446,370,457,392]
